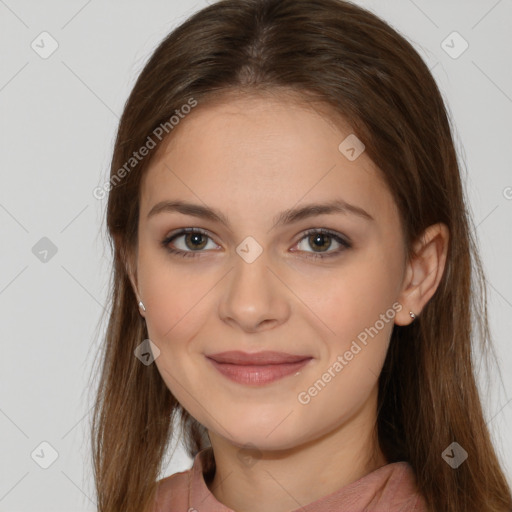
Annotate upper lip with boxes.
[206,350,312,365]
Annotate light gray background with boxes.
[1,0,511,510]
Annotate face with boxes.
[132,92,409,452]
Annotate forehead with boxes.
[139,92,394,226]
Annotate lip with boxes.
[205,351,313,386]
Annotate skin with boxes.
[127,91,449,512]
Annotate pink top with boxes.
[152,447,428,511]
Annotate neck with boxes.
[206,389,386,512]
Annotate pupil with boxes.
[187,233,206,250]
[311,233,330,251]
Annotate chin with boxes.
[212,414,310,452]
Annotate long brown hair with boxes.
[90,0,512,510]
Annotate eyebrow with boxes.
[147,198,374,229]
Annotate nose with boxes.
[218,249,291,333]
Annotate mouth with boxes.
[205,350,313,386]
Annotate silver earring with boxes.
[138,301,146,312]
[409,311,416,320]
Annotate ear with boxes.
[394,223,449,326]
[124,246,145,318]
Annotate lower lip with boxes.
[206,358,312,385]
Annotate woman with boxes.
[90,0,512,510]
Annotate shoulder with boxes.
[341,460,427,511]
[151,467,192,512]
[150,447,214,512]
[377,461,428,511]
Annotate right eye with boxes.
[161,228,219,258]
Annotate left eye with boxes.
[294,229,351,259]
[162,228,351,259]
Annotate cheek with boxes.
[295,351,386,444]
[142,274,211,416]
[137,249,224,403]
[138,244,213,342]
[295,252,402,349]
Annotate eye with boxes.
[161,227,351,259]
[293,228,351,259]
[161,228,219,258]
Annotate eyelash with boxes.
[161,227,352,260]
